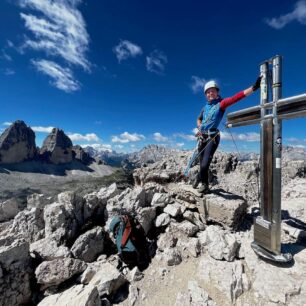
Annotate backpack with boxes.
[109,215,148,268]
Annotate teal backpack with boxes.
[109,215,137,254]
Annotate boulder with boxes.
[164,203,182,217]
[155,213,171,227]
[38,284,101,306]
[199,193,247,230]
[198,255,247,303]
[9,208,45,243]
[158,248,182,266]
[197,225,240,261]
[35,258,87,288]
[27,193,53,210]
[0,120,36,164]
[0,240,32,306]
[151,193,172,208]
[83,192,106,224]
[0,197,26,222]
[81,262,127,297]
[183,210,206,231]
[30,237,71,260]
[40,128,73,164]
[172,220,199,237]
[137,207,156,234]
[157,232,178,251]
[71,227,105,262]
[175,281,216,306]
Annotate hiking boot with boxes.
[192,176,201,189]
[198,184,209,194]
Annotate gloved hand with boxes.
[252,76,262,91]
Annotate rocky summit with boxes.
[0,120,36,164]
[0,149,306,306]
[40,128,73,164]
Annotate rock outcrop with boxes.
[72,145,94,165]
[40,128,73,164]
[0,120,36,164]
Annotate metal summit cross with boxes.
[226,55,306,263]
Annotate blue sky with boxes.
[1,0,306,153]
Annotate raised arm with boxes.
[220,76,262,111]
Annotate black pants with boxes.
[198,135,220,186]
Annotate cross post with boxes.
[226,55,306,263]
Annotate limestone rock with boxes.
[198,255,246,303]
[0,197,26,222]
[151,193,172,208]
[106,187,146,216]
[40,128,73,164]
[27,193,53,210]
[0,240,32,306]
[0,120,36,164]
[30,237,71,260]
[155,213,171,227]
[137,207,156,234]
[200,192,247,230]
[172,220,199,237]
[9,208,45,243]
[164,203,182,217]
[35,258,87,288]
[38,284,101,306]
[252,263,301,304]
[198,225,240,261]
[71,226,105,262]
[82,262,127,297]
[183,210,206,231]
[157,232,178,251]
[175,280,216,306]
[72,145,94,165]
[159,248,182,266]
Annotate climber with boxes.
[193,76,262,194]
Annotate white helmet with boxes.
[204,80,219,94]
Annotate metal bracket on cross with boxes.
[226,55,306,263]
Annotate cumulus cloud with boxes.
[113,40,143,62]
[190,76,206,94]
[174,133,196,141]
[146,49,167,74]
[82,143,112,152]
[2,122,12,126]
[32,59,80,92]
[176,142,184,148]
[265,1,306,29]
[153,132,168,142]
[220,131,260,142]
[31,125,54,133]
[111,132,145,143]
[67,132,100,142]
[17,0,90,91]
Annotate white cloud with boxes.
[111,131,145,143]
[82,143,112,152]
[190,76,206,94]
[146,49,167,74]
[265,1,306,29]
[68,133,100,142]
[113,40,143,62]
[19,0,90,70]
[32,59,80,92]
[220,131,260,142]
[115,145,124,149]
[3,122,12,126]
[153,132,168,142]
[176,142,184,147]
[31,125,54,133]
[3,69,15,76]
[174,133,196,141]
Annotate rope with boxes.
[224,123,260,205]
